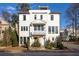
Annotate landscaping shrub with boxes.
[0,40,11,46]
[0,40,4,46]
[23,40,30,48]
[54,36,64,49]
[31,39,41,47]
[45,40,53,49]
[11,30,18,47]
[69,35,77,41]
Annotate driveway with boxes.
[0,42,79,56]
[62,41,79,51]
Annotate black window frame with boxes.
[40,15,43,20]
[23,15,26,21]
[24,26,25,31]
[51,15,53,20]
[48,26,51,34]
[55,26,58,34]
[21,26,23,31]
[26,26,28,31]
[20,37,22,44]
[34,15,37,20]
[52,26,54,34]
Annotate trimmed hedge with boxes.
[54,36,64,49]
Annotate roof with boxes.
[18,11,30,14]
[50,12,61,14]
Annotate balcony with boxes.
[32,31,46,36]
[31,20,46,25]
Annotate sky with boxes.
[0,3,71,29]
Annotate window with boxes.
[40,15,43,20]
[34,25,37,31]
[23,15,26,21]
[55,26,58,34]
[34,25,44,31]
[52,26,54,34]
[20,37,22,44]
[24,26,25,31]
[51,15,53,20]
[38,25,40,31]
[21,26,28,31]
[26,26,28,31]
[41,26,44,31]
[24,37,26,44]
[52,37,54,41]
[21,26,23,31]
[34,15,37,19]
[48,26,51,34]
[48,26,55,34]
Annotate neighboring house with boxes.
[60,29,69,41]
[0,17,9,40]
[60,27,79,41]
[67,28,79,37]
[19,6,60,47]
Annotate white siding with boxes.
[19,9,60,46]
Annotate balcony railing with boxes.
[32,31,45,36]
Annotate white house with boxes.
[19,6,60,47]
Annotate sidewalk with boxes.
[29,47,68,52]
[0,46,69,53]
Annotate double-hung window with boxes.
[34,15,37,20]
[23,15,26,21]
[21,26,28,31]
[55,26,58,34]
[48,26,51,34]
[52,26,54,34]
[40,15,43,20]
[51,15,53,20]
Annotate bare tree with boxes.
[66,3,79,40]
[2,10,11,22]
[16,3,30,13]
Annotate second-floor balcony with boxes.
[31,20,46,25]
[32,31,46,36]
